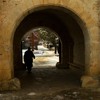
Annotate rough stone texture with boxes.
[81,75,99,88]
[0,78,21,91]
[0,0,100,89]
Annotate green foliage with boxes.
[36,27,57,45]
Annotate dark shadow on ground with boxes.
[1,67,100,100]
[16,67,83,95]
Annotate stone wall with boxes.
[0,0,100,89]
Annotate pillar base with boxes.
[0,78,21,91]
[56,62,69,69]
[81,75,99,88]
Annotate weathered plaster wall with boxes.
[0,0,100,88]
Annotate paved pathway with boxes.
[0,45,100,100]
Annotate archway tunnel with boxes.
[13,6,85,75]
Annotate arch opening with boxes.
[13,6,86,76]
[21,27,60,69]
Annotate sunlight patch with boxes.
[27,92,36,96]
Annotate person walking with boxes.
[24,47,35,73]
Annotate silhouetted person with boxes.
[24,47,35,73]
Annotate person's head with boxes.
[28,47,31,51]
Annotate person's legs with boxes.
[27,63,32,73]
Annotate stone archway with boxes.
[13,6,85,69]
[13,5,86,83]
[12,5,100,88]
[0,1,100,90]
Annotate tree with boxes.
[35,27,57,46]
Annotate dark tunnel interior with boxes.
[13,7,85,72]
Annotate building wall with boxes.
[0,0,100,89]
